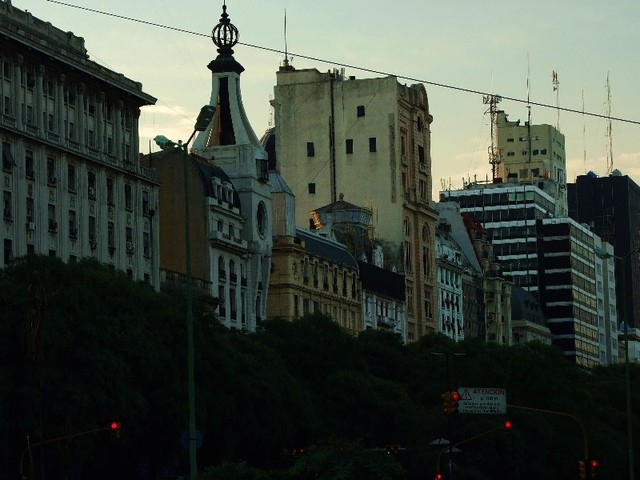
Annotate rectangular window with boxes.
[418,145,425,164]
[3,191,12,220]
[345,139,353,154]
[67,165,77,192]
[4,239,12,265]
[308,183,316,194]
[125,184,133,210]
[48,204,57,232]
[142,190,150,216]
[108,222,115,250]
[3,96,12,116]
[369,137,377,153]
[306,142,315,157]
[26,198,34,221]
[46,157,56,185]
[88,171,96,199]
[143,232,151,258]
[107,178,115,205]
[2,142,15,171]
[357,105,365,117]
[69,210,77,238]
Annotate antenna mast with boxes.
[605,72,613,175]
[483,94,502,181]
[526,56,532,164]
[552,70,560,131]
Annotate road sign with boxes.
[457,387,506,414]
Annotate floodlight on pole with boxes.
[154,104,215,480]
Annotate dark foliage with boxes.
[1,256,637,480]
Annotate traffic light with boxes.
[577,459,586,480]
[504,420,512,433]
[110,421,121,439]
[590,459,598,479]
[442,391,460,415]
[435,474,442,480]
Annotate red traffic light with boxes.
[110,421,121,431]
[435,474,442,480]
[451,391,460,401]
[504,420,512,429]
[590,460,598,468]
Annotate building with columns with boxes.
[0,0,159,285]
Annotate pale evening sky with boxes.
[16,0,640,196]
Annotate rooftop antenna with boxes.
[552,70,560,131]
[281,9,292,69]
[582,89,586,173]
[526,55,532,163]
[483,93,502,181]
[605,72,613,175]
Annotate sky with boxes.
[17,0,640,197]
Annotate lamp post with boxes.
[154,104,215,480]
[594,244,639,480]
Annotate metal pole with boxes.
[181,140,197,479]
[621,262,634,480]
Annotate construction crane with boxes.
[483,94,502,181]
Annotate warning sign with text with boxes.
[457,387,507,414]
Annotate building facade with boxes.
[267,227,362,333]
[272,68,438,341]
[494,110,568,216]
[0,1,159,284]
[568,171,640,330]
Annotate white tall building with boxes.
[0,1,159,285]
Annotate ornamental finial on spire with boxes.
[211,2,239,54]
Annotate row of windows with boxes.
[1,59,133,127]
[298,258,358,299]
[2,208,152,258]
[505,148,549,157]
[506,135,541,143]
[2,143,151,214]
[307,137,377,157]
[293,296,359,330]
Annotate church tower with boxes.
[192,3,272,326]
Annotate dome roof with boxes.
[259,127,277,170]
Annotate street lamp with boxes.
[594,244,639,480]
[154,104,216,480]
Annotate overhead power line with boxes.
[44,0,640,126]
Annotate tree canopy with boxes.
[0,256,637,479]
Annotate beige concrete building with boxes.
[495,110,567,216]
[272,68,438,340]
[0,1,159,285]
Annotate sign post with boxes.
[457,387,506,414]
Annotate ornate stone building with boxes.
[0,0,159,284]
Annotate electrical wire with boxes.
[43,0,640,126]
